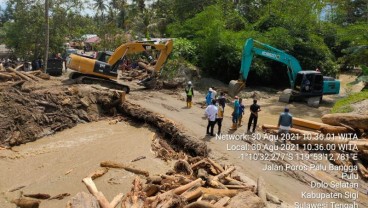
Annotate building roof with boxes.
[85,36,100,44]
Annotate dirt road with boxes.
[126,76,367,206]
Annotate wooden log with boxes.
[9,185,26,192]
[348,139,368,151]
[23,193,50,199]
[185,201,217,208]
[138,62,154,73]
[212,166,235,181]
[293,117,326,130]
[121,177,145,208]
[0,72,13,80]
[197,168,209,180]
[191,159,209,170]
[144,184,160,197]
[88,167,108,180]
[11,198,41,208]
[207,158,224,174]
[21,71,43,81]
[224,176,244,186]
[262,124,319,136]
[266,193,282,204]
[322,113,368,130]
[148,178,204,202]
[214,196,230,207]
[181,187,203,201]
[355,159,368,179]
[161,174,193,185]
[146,176,162,184]
[224,185,254,190]
[257,177,267,203]
[100,160,149,177]
[207,175,227,189]
[320,125,355,135]
[6,67,34,81]
[198,187,241,197]
[109,193,123,208]
[48,193,70,200]
[82,177,111,208]
[174,159,193,175]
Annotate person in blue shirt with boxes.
[205,88,213,106]
[237,98,245,127]
[278,107,293,143]
[230,96,240,130]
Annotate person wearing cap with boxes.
[230,96,240,130]
[278,107,293,143]
[205,99,218,136]
[205,88,213,106]
[247,99,261,133]
[185,81,194,108]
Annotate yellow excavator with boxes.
[66,39,173,93]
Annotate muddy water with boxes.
[0,120,171,208]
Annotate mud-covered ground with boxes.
[0,79,121,147]
[0,72,367,207]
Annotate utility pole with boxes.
[44,0,49,73]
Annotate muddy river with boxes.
[0,120,172,208]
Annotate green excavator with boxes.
[228,38,340,107]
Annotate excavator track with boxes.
[71,73,130,93]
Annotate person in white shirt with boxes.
[205,100,218,136]
[211,86,217,101]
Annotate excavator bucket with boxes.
[228,80,245,97]
[278,89,292,103]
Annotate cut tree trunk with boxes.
[321,113,368,130]
[82,177,111,208]
[261,124,319,136]
[293,117,326,130]
[11,198,41,208]
[6,67,34,82]
[320,125,355,134]
[100,160,149,177]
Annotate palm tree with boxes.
[93,0,107,20]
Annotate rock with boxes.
[66,192,100,208]
[227,191,265,208]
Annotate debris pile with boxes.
[61,136,282,208]
[262,113,368,179]
[0,64,50,84]
[0,83,121,147]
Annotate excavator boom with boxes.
[228,38,340,107]
[66,39,173,91]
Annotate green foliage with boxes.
[331,90,368,113]
[2,0,97,60]
[160,58,197,81]
[171,38,198,64]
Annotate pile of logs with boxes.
[262,112,368,179]
[0,65,50,83]
[66,152,282,208]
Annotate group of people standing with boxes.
[185,81,293,138]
